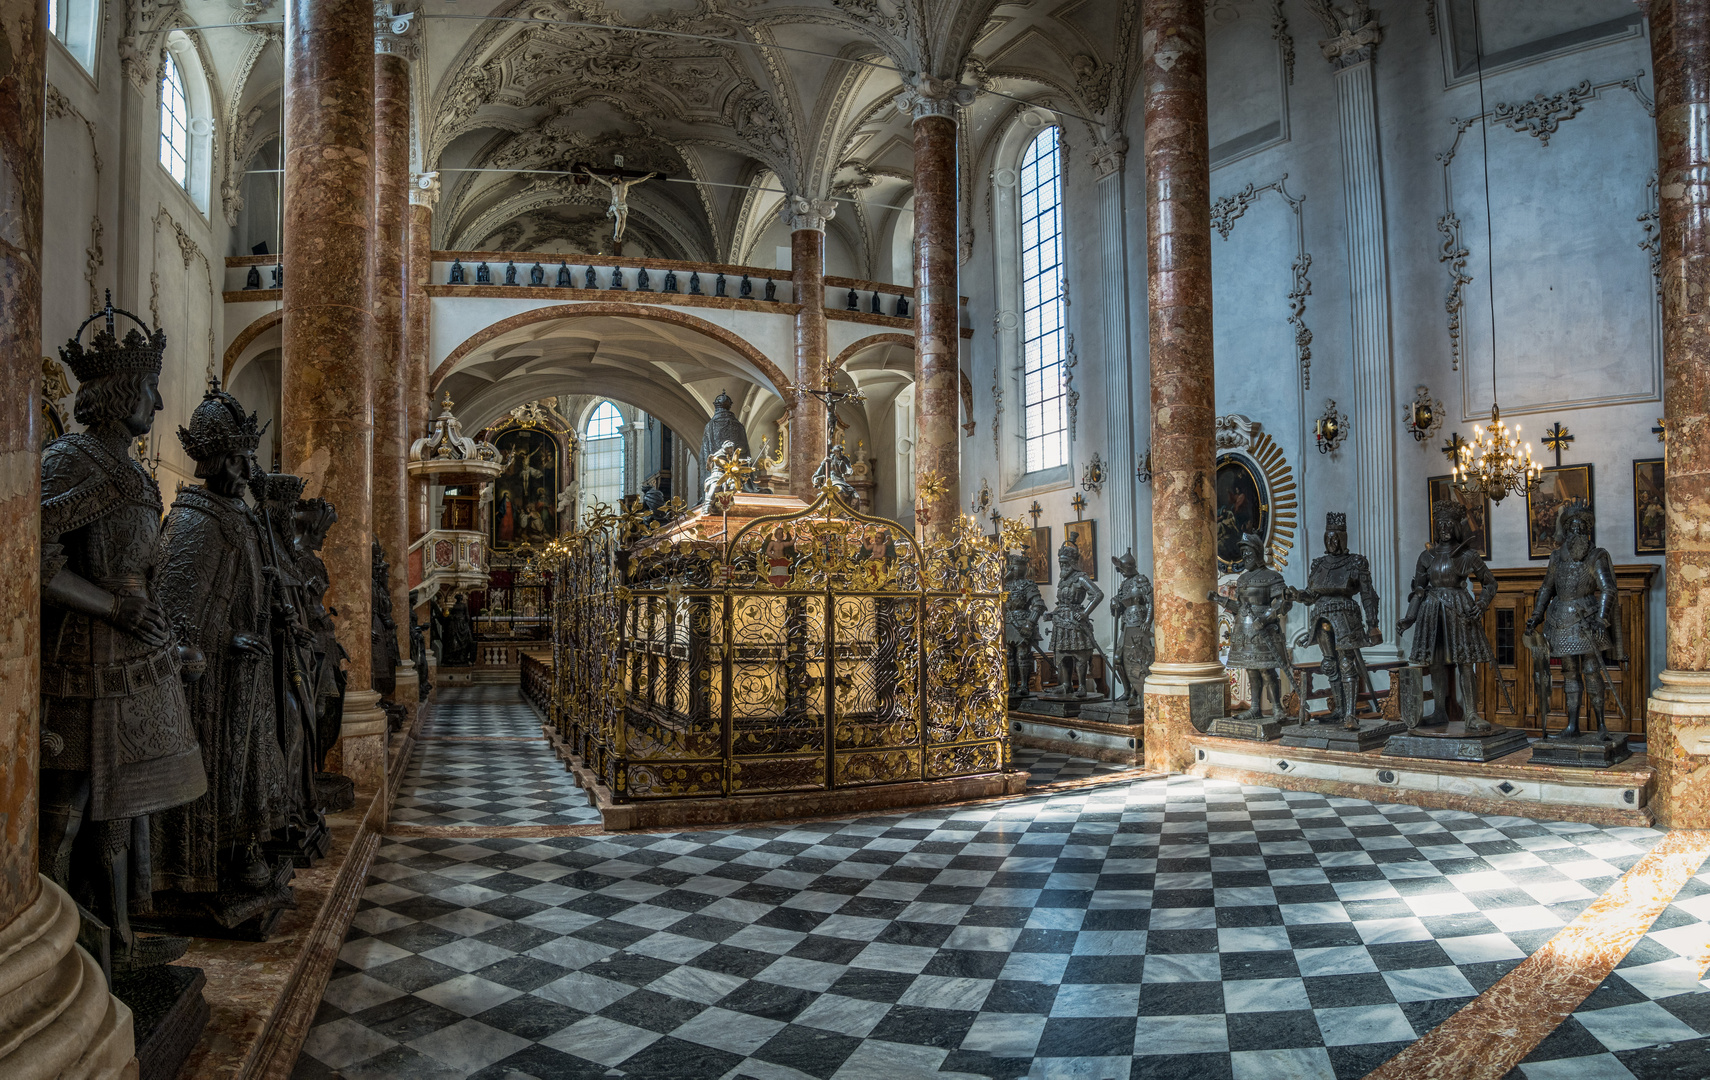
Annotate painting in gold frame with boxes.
[1025,527,1051,585]
[1526,464,1594,560]
[1634,458,1665,556]
[1063,520,1098,580]
[1427,475,1490,560]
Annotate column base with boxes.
[333,689,388,794]
[0,876,136,1080]
[1143,663,1228,774]
[1647,669,1710,828]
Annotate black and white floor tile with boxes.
[390,739,604,829]
[292,688,1710,1080]
[1010,748,1136,789]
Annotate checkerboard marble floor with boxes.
[1011,748,1135,789]
[292,691,1710,1080]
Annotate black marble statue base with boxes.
[1280,718,1406,752]
[1209,715,1281,742]
[110,964,208,1080]
[1079,700,1144,726]
[140,857,296,941]
[1529,732,1633,768]
[1383,721,1530,762]
[266,816,332,868]
[1026,694,1106,718]
[315,771,356,813]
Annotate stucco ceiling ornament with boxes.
[782,197,838,233]
[1306,0,1379,69]
[895,72,977,121]
[1490,80,1594,146]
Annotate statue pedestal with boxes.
[1080,700,1143,726]
[1529,732,1633,769]
[1027,693,1104,718]
[1209,715,1281,742]
[1280,719,1405,753]
[111,964,208,1080]
[1383,722,1529,763]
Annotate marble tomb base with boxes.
[1009,706,1144,765]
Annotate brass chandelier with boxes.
[1449,0,1541,506]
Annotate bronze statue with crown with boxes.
[1036,540,1106,713]
[39,293,209,977]
[149,381,296,936]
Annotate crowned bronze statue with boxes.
[253,472,330,863]
[291,495,347,774]
[1526,501,1631,766]
[371,538,401,702]
[1390,500,1526,761]
[1209,534,1292,736]
[151,382,294,933]
[1003,551,1046,704]
[1039,541,1105,708]
[1109,550,1154,703]
[40,296,207,974]
[700,389,750,471]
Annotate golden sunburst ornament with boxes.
[916,470,947,505]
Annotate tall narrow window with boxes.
[52,1,102,77]
[1019,127,1068,473]
[160,52,190,188]
[581,401,626,517]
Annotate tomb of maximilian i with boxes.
[4,1,1710,1079]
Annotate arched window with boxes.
[580,401,626,517]
[1019,127,1067,472]
[159,51,190,189]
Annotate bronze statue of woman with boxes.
[40,298,207,971]
[152,383,292,930]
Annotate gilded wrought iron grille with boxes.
[545,493,1010,802]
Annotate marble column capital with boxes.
[896,73,977,121]
[782,196,838,233]
[1091,135,1129,180]
[1307,0,1380,69]
[374,2,419,59]
[410,171,440,207]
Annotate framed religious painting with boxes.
[1025,527,1051,585]
[1525,464,1595,560]
[1063,520,1097,580]
[491,426,560,551]
[1427,475,1491,560]
[1634,458,1666,555]
[1215,452,1268,574]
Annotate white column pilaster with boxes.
[1094,137,1138,602]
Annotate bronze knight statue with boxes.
[1109,550,1154,703]
[1289,513,1381,729]
[1003,551,1046,701]
[1526,500,1629,764]
[1398,501,1498,731]
[152,382,293,932]
[1210,534,1292,719]
[1044,542,1104,698]
[39,297,207,972]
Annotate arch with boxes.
[222,307,282,383]
[832,332,914,371]
[430,302,796,407]
[161,29,215,215]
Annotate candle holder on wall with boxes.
[1314,399,1349,455]
[1080,453,1105,495]
[1403,385,1443,443]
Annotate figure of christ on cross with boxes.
[578,167,657,244]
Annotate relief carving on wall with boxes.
[1210,176,1313,388]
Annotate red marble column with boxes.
[373,49,415,710]
[1647,0,1710,829]
[904,82,967,538]
[787,200,834,497]
[281,0,384,789]
[408,199,433,549]
[0,5,132,1075]
[1142,0,1226,774]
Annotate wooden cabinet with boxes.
[1474,564,1655,738]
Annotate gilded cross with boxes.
[1541,422,1574,467]
[1440,432,1469,465]
[1028,500,1043,527]
[1654,418,1667,444]
[1071,492,1087,520]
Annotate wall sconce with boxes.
[1135,448,1152,485]
[134,433,163,480]
[1080,453,1105,495]
[1314,400,1349,455]
[1403,386,1443,443]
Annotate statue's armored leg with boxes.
[1338,653,1362,730]
[1426,652,1453,725]
[1318,652,1342,725]
[38,769,89,890]
[1561,659,1583,739]
[1458,664,1489,732]
[1264,670,1282,719]
[1241,671,1264,719]
[1584,657,1607,736]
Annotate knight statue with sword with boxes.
[1526,500,1623,741]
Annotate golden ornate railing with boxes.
[543,492,1009,803]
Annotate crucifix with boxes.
[1440,432,1469,466]
[802,377,866,464]
[1071,492,1087,521]
[1028,500,1043,528]
[1541,422,1574,467]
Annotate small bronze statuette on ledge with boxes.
[1208,534,1291,742]
[1386,501,1528,762]
[1525,501,1632,768]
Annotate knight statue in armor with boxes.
[371,539,401,702]
[1044,542,1104,697]
[1398,501,1499,731]
[700,389,750,471]
[1003,551,1046,700]
[1210,534,1292,719]
[1109,550,1154,703]
[291,496,346,773]
[152,381,294,931]
[252,472,330,862]
[1526,501,1621,740]
[1289,513,1380,729]
[39,296,207,972]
